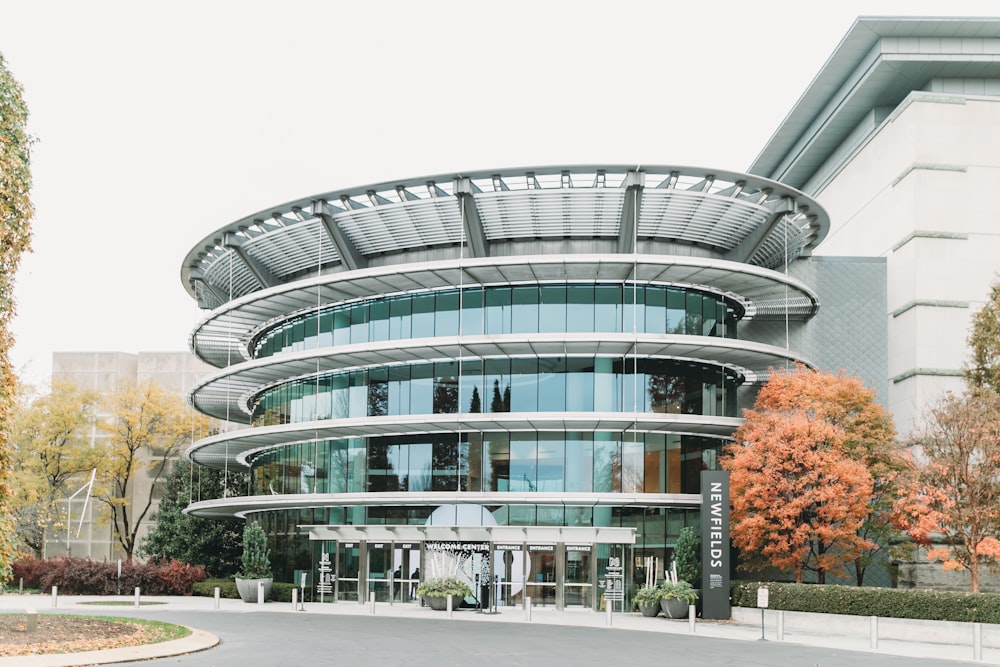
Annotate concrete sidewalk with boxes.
[1,592,997,666]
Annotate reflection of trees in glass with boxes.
[490,379,511,412]
[649,373,684,414]
[433,376,458,414]
[432,440,459,491]
[469,387,481,413]
[368,380,388,416]
[367,443,398,492]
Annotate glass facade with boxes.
[251,283,739,359]
[250,431,723,497]
[251,357,740,426]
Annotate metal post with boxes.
[777,610,784,641]
[870,616,878,650]
[134,587,141,609]
[606,597,612,626]
[759,608,766,641]
[51,585,57,608]
[214,586,220,609]
[974,622,983,661]
[257,581,264,606]
[525,597,532,622]
[292,589,298,609]
[19,578,23,594]
[447,593,453,618]
[688,605,695,632]
[370,591,375,614]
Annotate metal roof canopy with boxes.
[302,524,636,545]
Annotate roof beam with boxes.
[454,177,489,258]
[724,196,796,264]
[311,200,367,271]
[617,170,644,254]
[222,232,278,289]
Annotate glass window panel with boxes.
[368,368,388,416]
[537,505,564,526]
[510,436,537,492]
[593,433,618,492]
[485,358,511,413]
[461,287,484,335]
[484,433,510,491]
[565,357,593,412]
[644,433,666,494]
[411,294,435,338]
[388,366,409,416]
[511,286,539,333]
[389,297,412,340]
[565,505,594,527]
[565,432,593,492]
[347,438,366,492]
[331,374,349,419]
[623,284,644,334]
[333,308,351,346]
[702,295,717,336]
[510,358,538,412]
[410,364,433,414]
[349,371,366,418]
[485,288,511,335]
[436,291,460,337]
[508,505,535,526]
[537,433,565,492]
[292,320,305,351]
[464,433,482,492]
[646,287,667,334]
[622,434,643,493]
[686,292,702,337]
[350,303,368,344]
[567,285,594,332]
[319,311,334,347]
[315,376,332,420]
[369,300,390,342]
[594,284,621,333]
[460,359,484,413]
[408,441,432,492]
[431,439,459,491]
[537,357,566,411]
[433,361,459,414]
[593,357,618,411]
[666,288,685,334]
[539,285,567,333]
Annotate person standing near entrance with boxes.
[393,567,402,601]
[410,568,420,601]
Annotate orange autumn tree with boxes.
[722,366,900,584]
[895,388,1000,593]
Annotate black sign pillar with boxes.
[700,470,731,619]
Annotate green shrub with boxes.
[238,523,271,579]
[633,585,662,607]
[659,580,698,603]
[415,577,472,598]
[675,526,701,586]
[731,581,1000,624]
[193,578,239,599]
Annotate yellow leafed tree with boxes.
[94,381,213,561]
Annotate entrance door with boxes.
[393,542,420,603]
[525,545,556,607]
[493,546,523,607]
[563,545,593,608]
[367,542,392,602]
[336,542,361,602]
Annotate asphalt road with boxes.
[99,610,969,667]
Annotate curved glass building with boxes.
[181,165,827,609]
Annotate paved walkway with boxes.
[1,592,997,666]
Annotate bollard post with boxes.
[370,591,375,615]
[292,588,298,609]
[525,597,532,622]
[134,587,141,609]
[870,616,878,650]
[777,610,784,641]
[19,577,23,594]
[447,593,453,618]
[214,586,220,609]
[688,605,695,633]
[974,622,983,661]
[25,609,37,633]
[51,585,58,609]
[257,581,264,606]
[606,597,612,626]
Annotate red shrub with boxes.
[10,557,208,595]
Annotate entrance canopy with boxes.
[302,524,636,545]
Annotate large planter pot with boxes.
[235,577,273,603]
[638,603,661,617]
[660,596,690,619]
[424,594,463,611]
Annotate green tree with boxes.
[0,52,34,584]
[139,460,244,577]
[966,279,1000,392]
[11,380,100,558]
[94,381,213,561]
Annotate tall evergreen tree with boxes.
[140,460,244,578]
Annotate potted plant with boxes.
[415,576,473,611]
[658,580,698,619]
[633,585,662,617]
[235,522,273,603]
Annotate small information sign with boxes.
[756,587,769,609]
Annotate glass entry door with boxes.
[367,542,392,602]
[525,545,556,607]
[564,545,593,608]
[393,542,420,603]
[336,542,361,602]
[493,546,523,607]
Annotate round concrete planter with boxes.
[235,577,273,603]
[660,597,690,619]
[424,594,463,611]
[638,603,661,617]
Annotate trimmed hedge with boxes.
[732,581,1000,624]
[10,557,207,595]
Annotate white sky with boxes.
[2,0,999,385]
